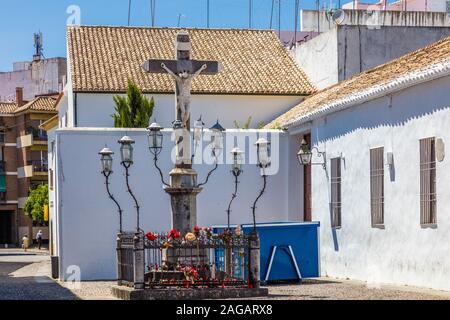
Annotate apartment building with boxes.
[0,87,57,245]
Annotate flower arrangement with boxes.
[169,228,181,240]
[145,232,157,242]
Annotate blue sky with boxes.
[0,0,369,71]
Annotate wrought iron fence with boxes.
[144,232,249,289]
[117,230,259,290]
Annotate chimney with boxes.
[16,87,24,107]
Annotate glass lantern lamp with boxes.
[297,139,313,166]
[255,138,271,168]
[118,135,135,167]
[231,147,244,176]
[99,147,114,176]
[210,119,225,155]
[147,122,163,156]
[194,116,205,142]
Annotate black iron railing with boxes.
[27,160,48,173]
[27,127,47,141]
[117,230,258,290]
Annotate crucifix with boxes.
[143,30,222,131]
[142,30,223,233]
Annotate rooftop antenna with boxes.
[278,0,281,38]
[316,0,320,33]
[128,0,132,26]
[33,32,43,61]
[177,13,186,27]
[249,0,253,29]
[270,0,275,29]
[150,0,156,27]
[293,0,299,47]
[207,0,210,28]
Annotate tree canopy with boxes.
[112,80,155,128]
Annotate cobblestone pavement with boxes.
[2,250,450,300]
[0,250,78,300]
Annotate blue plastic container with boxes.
[214,222,320,282]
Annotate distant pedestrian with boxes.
[22,235,29,252]
[36,230,43,250]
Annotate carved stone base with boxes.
[111,286,269,300]
[164,167,202,234]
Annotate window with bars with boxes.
[331,158,342,228]
[420,137,437,226]
[370,147,384,227]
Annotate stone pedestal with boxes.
[249,232,261,289]
[164,167,202,234]
[133,232,145,290]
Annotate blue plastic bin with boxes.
[214,222,320,282]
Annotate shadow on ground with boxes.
[0,262,79,300]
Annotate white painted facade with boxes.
[290,71,450,291]
[50,128,299,280]
[61,92,302,130]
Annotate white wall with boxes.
[74,93,302,129]
[307,74,450,291]
[295,28,338,90]
[54,128,298,280]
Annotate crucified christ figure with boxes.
[161,63,208,128]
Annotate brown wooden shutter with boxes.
[370,147,384,226]
[420,137,437,225]
[331,158,342,228]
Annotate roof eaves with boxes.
[284,58,450,129]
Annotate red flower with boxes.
[169,228,181,239]
[145,232,157,242]
[194,225,201,234]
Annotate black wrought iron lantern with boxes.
[297,139,313,166]
[297,138,326,170]
[210,119,225,154]
[118,135,135,166]
[99,147,114,176]
[231,147,244,176]
[194,116,205,142]
[255,138,271,169]
[147,122,163,156]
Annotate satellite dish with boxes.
[332,9,345,25]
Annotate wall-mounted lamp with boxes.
[297,139,326,170]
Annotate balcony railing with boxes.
[27,160,48,173]
[27,127,48,141]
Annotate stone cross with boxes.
[142,30,222,131]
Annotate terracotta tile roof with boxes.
[67,26,315,95]
[267,35,450,129]
[0,102,17,114]
[14,96,57,114]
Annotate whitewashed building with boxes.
[268,35,450,291]
[48,26,314,280]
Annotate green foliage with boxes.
[24,184,48,223]
[234,116,253,129]
[112,80,155,128]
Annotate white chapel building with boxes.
[48,26,314,280]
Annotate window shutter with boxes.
[420,138,437,225]
[370,147,384,226]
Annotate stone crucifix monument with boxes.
[142,30,222,234]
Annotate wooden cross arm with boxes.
[142,59,223,75]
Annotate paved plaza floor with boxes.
[1,249,450,300]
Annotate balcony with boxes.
[18,160,48,179]
[28,160,48,173]
[17,128,48,149]
[28,127,48,141]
